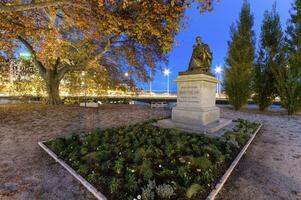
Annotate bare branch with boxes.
[111,40,131,44]
[87,38,112,68]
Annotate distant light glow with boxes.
[124,72,129,77]
[19,52,31,60]
[81,71,86,76]
[163,69,171,76]
[215,66,222,74]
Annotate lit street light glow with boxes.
[163,69,171,76]
[215,66,222,74]
[124,72,129,77]
[163,69,171,94]
[19,52,32,60]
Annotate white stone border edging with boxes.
[38,141,107,200]
[206,123,263,200]
[38,123,262,200]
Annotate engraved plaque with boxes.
[178,85,199,104]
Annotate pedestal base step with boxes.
[155,118,233,137]
[172,106,220,126]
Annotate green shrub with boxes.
[125,173,139,192]
[46,119,259,199]
[77,164,88,175]
[109,178,121,193]
[156,184,174,199]
[87,173,98,184]
[139,160,154,181]
[48,138,66,154]
[82,131,101,149]
[202,169,215,184]
[177,166,191,186]
[141,180,156,200]
[114,157,125,175]
[193,156,213,171]
[133,147,147,163]
[186,183,205,199]
[80,146,89,155]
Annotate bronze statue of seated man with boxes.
[180,36,213,76]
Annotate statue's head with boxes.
[196,36,202,45]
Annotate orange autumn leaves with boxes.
[0,0,216,76]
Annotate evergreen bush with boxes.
[224,0,255,110]
[253,4,283,111]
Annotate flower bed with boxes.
[43,119,260,200]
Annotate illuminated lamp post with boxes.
[215,65,222,94]
[163,69,171,95]
[81,71,87,107]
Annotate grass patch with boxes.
[45,119,259,200]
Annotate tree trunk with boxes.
[17,36,69,105]
[45,69,61,105]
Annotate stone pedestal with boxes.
[172,73,220,126]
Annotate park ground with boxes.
[0,104,300,200]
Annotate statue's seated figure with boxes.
[180,36,213,76]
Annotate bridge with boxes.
[103,93,229,104]
[0,94,282,105]
[0,93,230,104]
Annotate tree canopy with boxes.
[273,0,301,114]
[253,4,283,111]
[224,0,255,110]
[0,0,216,104]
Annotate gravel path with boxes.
[0,104,300,200]
[0,104,170,200]
[218,107,301,200]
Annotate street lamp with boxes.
[149,70,152,96]
[81,71,87,107]
[163,68,171,95]
[123,72,130,95]
[215,65,222,94]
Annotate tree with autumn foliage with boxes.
[0,59,10,94]
[0,0,216,104]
